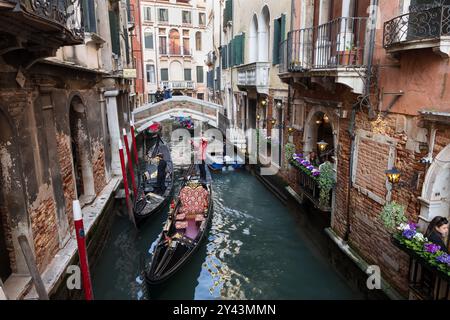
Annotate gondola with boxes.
[145,164,213,285]
[206,153,245,172]
[133,135,174,225]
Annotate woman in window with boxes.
[425,216,449,253]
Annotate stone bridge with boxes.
[132,96,223,132]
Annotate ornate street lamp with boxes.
[385,167,401,184]
[317,140,328,152]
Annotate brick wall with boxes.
[56,132,76,231]
[92,142,106,195]
[29,190,59,272]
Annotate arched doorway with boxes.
[419,144,450,224]
[169,29,181,55]
[303,107,337,164]
[258,6,270,62]
[69,96,95,200]
[0,111,13,282]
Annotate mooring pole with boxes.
[130,120,139,165]
[72,200,94,301]
[123,128,137,197]
[17,235,49,300]
[119,140,137,227]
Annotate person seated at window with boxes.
[308,151,321,167]
[425,216,449,253]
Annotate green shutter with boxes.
[221,45,228,69]
[273,18,281,65]
[197,66,204,83]
[109,11,120,56]
[240,33,245,65]
[281,14,286,41]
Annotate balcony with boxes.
[159,47,192,57]
[160,81,195,90]
[0,1,84,46]
[383,5,450,57]
[236,62,270,94]
[295,168,332,212]
[279,16,368,94]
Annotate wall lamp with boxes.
[385,166,419,190]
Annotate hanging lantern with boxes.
[261,99,267,107]
[288,127,294,134]
[323,114,330,123]
[317,140,328,152]
[276,101,283,109]
[270,118,276,125]
[257,114,261,120]
[385,167,401,184]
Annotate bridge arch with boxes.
[132,96,222,133]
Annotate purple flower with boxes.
[312,171,320,177]
[408,222,418,232]
[424,243,441,254]
[402,229,416,239]
[307,165,314,171]
[437,253,450,265]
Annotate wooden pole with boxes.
[119,140,137,227]
[17,235,49,300]
[123,128,138,197]
[130,120,139,165]
[72,200,94,301]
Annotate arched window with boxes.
[169,29,181,54]
[195,31,202,51]
[258,6,270,61]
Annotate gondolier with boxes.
[155,153,167,195]
[192,135,208,182]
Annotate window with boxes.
[143,6,152,22]
[159,36,167,54]
[148,94,156,103]
[184,68,192,81]
[161,68,169,81]
[183,37,190,55]
[144,31,154,49]
[197,93,204,100]
[196,66,204,83]
[146,64,156,83]
[195,32,202,51]
[82,0,97,33]
[199,12,206,26]
[182,11,192,24]
[273,14,286,65]
[158,8,168,22]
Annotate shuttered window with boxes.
[221,45,228,69]
[196,66,204,83]
[273,14,286,65]
[223,0,233,24]
[184,68,192,81]
[83,0,97,33]
[109,10,120,56]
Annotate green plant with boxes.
[380,201,407,231]
[285,143,295,164]
[317,162,335,207]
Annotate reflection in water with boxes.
[92,168,362,300]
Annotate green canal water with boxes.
[91,169,363,300]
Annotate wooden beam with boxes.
[18,235,49,300]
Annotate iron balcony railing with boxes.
[159,46,192,56]
[279,16,368,74]
[383,5,450,49]
[14,0,84,41]
[296,168,332,212]
[160,81,195,90]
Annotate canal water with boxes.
[91,168,363,300]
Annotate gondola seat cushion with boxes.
[179,186,208,218]
[195,214,206,222]
[175,221,188,230]
[176,213,186,221]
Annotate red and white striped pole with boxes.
[130,120,139,165]
[73,200,93,301]
[119,140,136,227]
[123,128,137,198]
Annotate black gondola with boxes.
[145,164,213,284]
[133,136,174,225]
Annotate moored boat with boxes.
[133,136,174,225]
[145,164,213,284]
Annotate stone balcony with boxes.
[236,62,270,94]
[160,81,196,90]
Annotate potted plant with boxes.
[380,201,407,231]
[339,43,358,66]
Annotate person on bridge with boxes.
[155,153,168,195]
[155,87,164,103]
[163,86,172,100]
[191,135,208,182]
